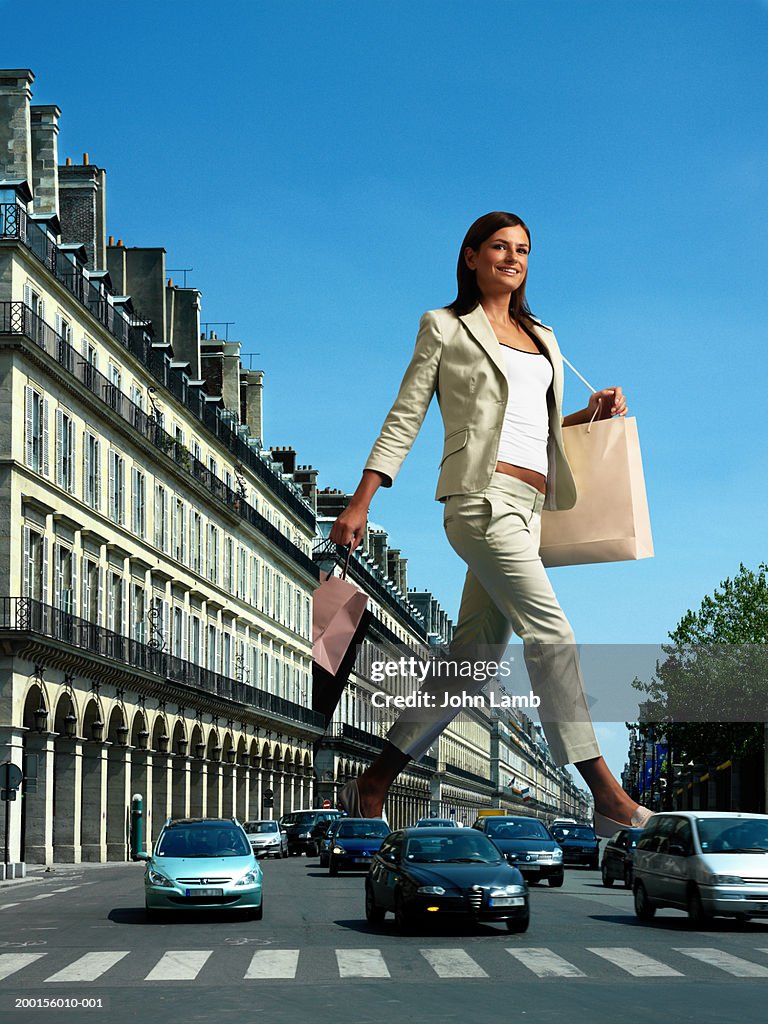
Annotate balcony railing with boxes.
[438,762,494,788]
[0,302,318,580]
[323,723,437,769]
[1,204,315,528]
[0,596,324,731]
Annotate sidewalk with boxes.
[0,860,144,889]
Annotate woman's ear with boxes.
[463,246,477,270]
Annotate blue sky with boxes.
[12,0,767,780]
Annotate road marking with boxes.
[44,951,130,982]
[244,949,300,979]
[335,949,390,978]
[420,948,487,978]
[145,950,212,981]
[507,948,586,977]
[675,948,768,978]
[0,904,20,910]
[588,947,683,977]
[0,954,46,981]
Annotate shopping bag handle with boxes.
[561,354,603,433]
[315,539,354,580]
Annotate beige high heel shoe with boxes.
[593,805,654,839]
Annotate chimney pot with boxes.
[83,152,89,165]
[117,238,123,246]
[65,156,72,166]
[108,235,114,246]
[168,277,174,287]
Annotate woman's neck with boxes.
[480,297,516,326]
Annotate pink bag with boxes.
[312,545,369,675]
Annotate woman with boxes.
[328,211,651,837]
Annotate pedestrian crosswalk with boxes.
[2,945,768,984]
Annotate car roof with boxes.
[479,815,546,823]
[165,817,241,828]
[398,827,489,837]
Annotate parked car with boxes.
[472,815,564,887]
[550,823,600,869]
[600,828,644,888]
[279,809,343,855]
[632,811,768,926]
[328,818,391,875]
[140,817,263,919]
[366,827,529,933]
[414,818,459,828]
[319,818,346,867]
[243,819,289,859]
[550,817,578,829]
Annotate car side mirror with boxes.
[135,851,151,861]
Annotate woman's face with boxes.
[464,225,530,298]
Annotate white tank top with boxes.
[497,345,553,476]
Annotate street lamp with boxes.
[91,718,105,743]
[64,711,77,738]
[34,703,48,733]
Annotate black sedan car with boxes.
[550,823,600,869]
[366,828,529,933]
[600,827,644,888]
[472,815,564,887]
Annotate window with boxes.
[81,556,101,623]
[108,449,126,525]
[83,433,101,509]
[107,571,125,633]
[224,469,232,493]
[295,589,302,635]
[207,623,217,672]
[207,524,219,583]
[54,314,73,371]
[250,555,259,607]
[23,285,46,344]
[237,547,247,600]
[190,614,202,665]
[190,510,203,573]
[172,606,185,659]
[172,497,187,564]
[250,643,260,688]
[106,363,123,413]
[23,527,48,604]
[131,468,146,538]
[222,632,232,677]
[150,594,168,651]
[54,408,76,493]
[191,439,201,463]
[154,484,168,550]
[274,571,282,620]
[224,537,234,591]
[208,455,218,478]
[54,543,76,614]
[132,384,143,410]
[131,582,146,643]
[24,385,49,475]
[262,564,271,615]
[174,424,184,446]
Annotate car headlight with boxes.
[148,868,175,888]
[490,884,526,896]
[704,873,745,885]
[417,886,446,895]
[552,848,563,860]
[332,845,347,854]
[235,870,261,887]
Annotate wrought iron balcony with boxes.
[0,596,324,731]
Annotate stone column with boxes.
[236,763,249,821]
[151,753,172,843]
[0,727,29,868]
[222,762,238,819]
[170,754,190,819]
[189,759,207,817]
[106,745,132,861]
[206,761,223,818]
[23,732,56,864]
[80,742,108,862]
[130,750,152,850]
[52,736,82,863]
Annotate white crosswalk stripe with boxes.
[335,949,390,978]
[0,954,47,981]
[44,951,129,983]
[145,950,212,981]
[420,948,487,978]
[244,949,300,980]
[507,947,586,977]
[675,948,768,978]
[588,947,683,977]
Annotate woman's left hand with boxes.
[587,386,628,420]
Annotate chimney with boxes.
[241,369,264,441]
[0,69,34,185]
[30,105,61,217]
[221,342,241,415]
[269,446,297,475]
[107,245,167,338]
[58,156,107,268]
[369,530,388,575]
[165,283,202,378]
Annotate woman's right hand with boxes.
[329,500,368,553]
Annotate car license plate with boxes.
[489,897,525,907]
[523,864,539,871]
[186,888,223,897]
[354,857,369,864]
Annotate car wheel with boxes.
[548,873,564,888]
[365,881,386,924]
[634,881,656,921]
[394,891,414,933]
[250,899,264,921]
[506,911,530,933]
[623,866,633,890]
[329,857,339,876]
[601,863,614,887]
[309,842,319,857]
[687,887,712,928]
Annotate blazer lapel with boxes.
[458,304,508,382]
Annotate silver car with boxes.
[243,819,289,859]
[633,811,768,926]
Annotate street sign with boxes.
[0,763,22,791]
[322,799,331,808]
[1,790,17,802]
[263,789,274,799]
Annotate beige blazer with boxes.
[363,304,578,510]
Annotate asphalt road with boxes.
[1,854,767,1024]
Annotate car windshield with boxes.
[156,826,251,858]
[696,817,768,853]
[281,813,316,826]
[337,822,391,839]
[245,822,277,834]
[486,820,550,840]
[556,827,596,841]
[406,836,500,864]
[416,819,455,827]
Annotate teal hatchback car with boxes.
[140,818,263,919]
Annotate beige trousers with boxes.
[386,472,602,767]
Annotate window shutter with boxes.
[94,439,101,508]
[55,312,62,338]
[54,542,63,610]
[24,386,34,465]
[55,408,63,487]
[171,497,178,558]
[67,417,75,493]
[107,573,115,631]
[81,556,89,618]
[41,398,49,477]
[181,504,187,564]
[70,550,78,616]
[24,284,32,311]
[181,609,188,660]
[118,457,125,525]
[121,577,127,636]
[83,434,91,503]
[22,526,30,597]
[108,451,115,521]
[41,535,49,607]
[131,467,138,533]
[97,566,104,626]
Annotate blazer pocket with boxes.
[439,427,469,467]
